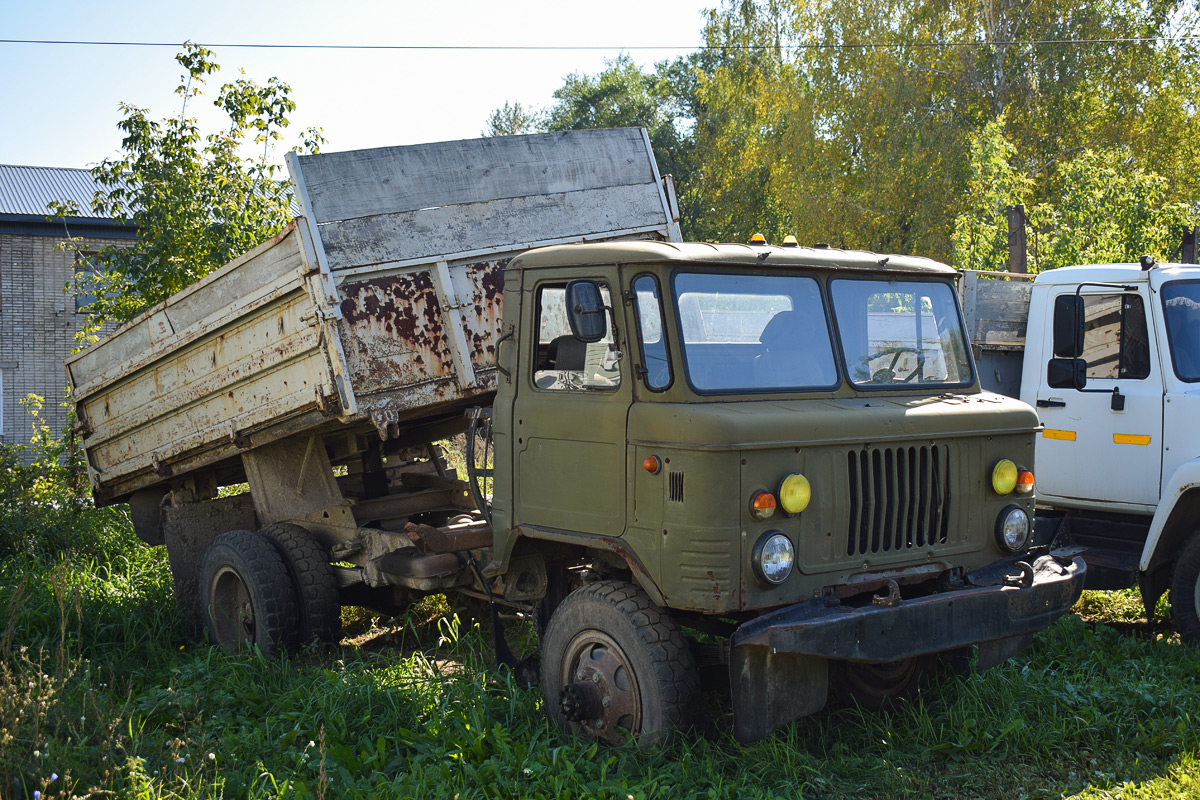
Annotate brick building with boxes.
[0,165,134,445]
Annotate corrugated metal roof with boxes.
[0,164,113,219]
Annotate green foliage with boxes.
[953,120,1193,271]
[0,396,133,564]
[48,42,323,340]
[483,101,543,137]
[687,0,1200,256]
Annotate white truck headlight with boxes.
[753,531,795,585]
[995,505,1030,553]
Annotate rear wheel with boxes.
[201,530,299,655]
[1170,532,1200,643]
[262,523,341,645]
[541,581,700,746]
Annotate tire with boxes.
[262,523,342,645]
[200,530,299,655]
[1170,532,1200,643]
[540,581,700,746]
[832,654,939,711]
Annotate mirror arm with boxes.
[603,305,621,350]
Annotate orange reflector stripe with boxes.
[1113,433,1152,445]
[1042,429,1076,441]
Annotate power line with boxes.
[1,36,1199,51]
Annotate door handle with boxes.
[1037,399,1067,408]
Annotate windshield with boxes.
[830,279,972,388]
[1162,281,1200,381]
[674,273,839,392]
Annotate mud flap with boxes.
[730,645,828,743]
[976,633,1034,671]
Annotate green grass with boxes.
[2,505,1199,800]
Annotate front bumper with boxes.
[732,552,1085,660]
[729,553,1085,742]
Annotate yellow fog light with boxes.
[991,459,1018,495]
[750,491,777,521]
[778,473,811,515]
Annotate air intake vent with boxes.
[669,471,685,503]
[846,445,951,556]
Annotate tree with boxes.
[691,0,1200,258]
[953,120,1192,272]
[50,43,323,338]
[483,101,543,137]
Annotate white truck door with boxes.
[1032,286,1163,510]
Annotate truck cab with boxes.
[493,241,1084,742]
[1017,262,1200,640]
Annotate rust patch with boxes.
[338,271,454,396]
[460,260,508,363]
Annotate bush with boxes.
[0,395,135,563]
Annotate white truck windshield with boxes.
[1162,281,1200,381]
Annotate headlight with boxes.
[753,531,795,585]
[995,505,1030,552]
[992,459,1018,495]
[778,473,811,515]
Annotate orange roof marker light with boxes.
[749,233,767,244]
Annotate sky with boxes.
[0,0,715,169]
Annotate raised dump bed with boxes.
[67,128,681,504]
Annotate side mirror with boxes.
[565,280,607,343]
[1047,357,1087,389]
[1052,294,1085,358]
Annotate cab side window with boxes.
[632,274,672,390]
[1081,293,1150,380]
[532,283,621,391]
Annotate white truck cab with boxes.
[965,261,1200,640]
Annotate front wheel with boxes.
[1170,533,1200,643]
[540,581,700,746]
[201,530,299,655]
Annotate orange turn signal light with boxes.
[750,491,778,521]
[643,456,662,474]
[1015,468,1035,494]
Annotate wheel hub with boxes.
[559,681,603,722]
[559,631,641,743]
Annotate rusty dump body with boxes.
[67,129,680,504]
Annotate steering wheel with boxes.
[867,346,923,384]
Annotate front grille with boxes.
[846,444,951,556]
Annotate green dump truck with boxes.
[68,128,1085,744]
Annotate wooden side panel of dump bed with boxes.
[66,224,340,502]
[69,128,679,500]
[288,127,679,434]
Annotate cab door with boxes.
[1033,286,1164,510]
[511,267,631,536]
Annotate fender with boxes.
[1139,456,1200,572]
